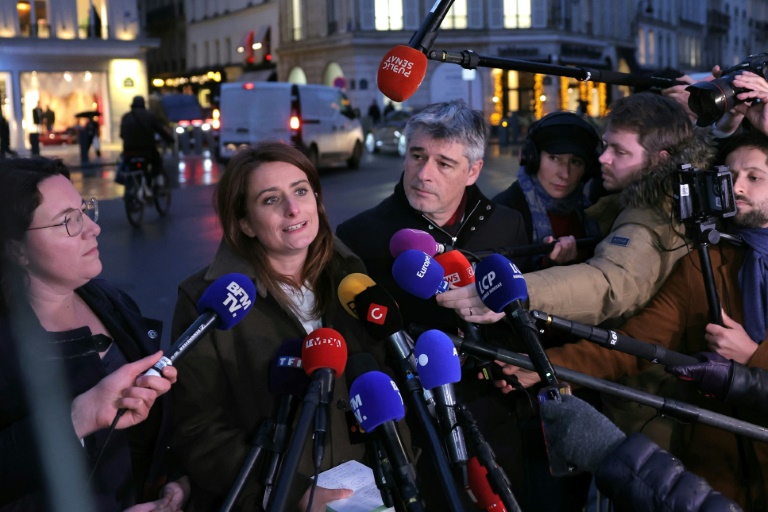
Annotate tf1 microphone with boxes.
[414,329,469,486]
[474,255,560,391]
[337,273,376,319]
[302,328,347,470]
[377,0,454,102]
[146,273,256,377]
[390,228,452,258]
[392,249,449,299]
[530,310,698,367]
[467,457,507,512]
[350,370,425,512]
[263,338,309,488]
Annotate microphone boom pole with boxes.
[452,337,768,444]
[427,49,687,90]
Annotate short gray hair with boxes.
[404,99,488,165]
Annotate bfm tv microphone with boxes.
[146,272,255,377]
[350,370,425,512]
[337,273,376,319]
[414,330,469,486]
[262,338,310,488]
[390,228,452,258]
[435,250,475,287]
[392,249,449,299]
[302,328,347,470]
[530,311,698,367]
[268,329,347,512]
[474,255,560,391]
[376,0,454,102]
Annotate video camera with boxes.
[673,164,737,224]
[686,53,768,127]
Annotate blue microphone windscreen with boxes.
[414,329,461,389]
[474,254,527,313]
[268,338,309,396]
[197,273,257,329]
[349,371,405,431]
[392,249,446,299]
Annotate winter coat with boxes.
[0,279,170,511]
[596,433,742,512]
[170,240,386,511]
[524,130,717,326]
[546,243,768,510]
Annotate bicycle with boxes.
[119,154,171,227]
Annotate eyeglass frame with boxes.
[26,197,99,237]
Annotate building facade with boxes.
[0,0,159,151]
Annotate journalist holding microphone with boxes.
[170,142,385,511]
[0,157,185,511]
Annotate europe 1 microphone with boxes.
[392,249,449,299]
[350,368,425,511]
[414,329,469,488]
[530,310,698,367]
[474,254,561,393]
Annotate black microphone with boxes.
[473,237,600,260]
[474,255,560,392]
[351,369,425,511]
[530,310,699,367]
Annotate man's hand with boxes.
[298,486,354,512]
[705,310,758,364]
[730,71,768,135]
[71,351,176,438]
[122,478,188,512]
[543,235,578,265]
[662,73,700,122]
[481,361,541,392]
[435,284,506,324]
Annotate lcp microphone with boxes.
[146,272,255,376]
[414,329,469,487]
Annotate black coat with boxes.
[120,107,173,153]
[0,279,171,511]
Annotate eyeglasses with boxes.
[27,198,99,237]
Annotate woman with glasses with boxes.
[0,157,188,511]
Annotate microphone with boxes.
[337,272,376,319]
[377,0,454,102]
[350,370,425,511]
[414,330,468,486]
[392,249,449,299]
[473,238,600,260]
[467,457,507,512]
[345,353,396,509]
[302,328,347,470]
[434,250,475,287]
[263,338,310,488]
[268,329,347,512]
[390,228,452,258]
[474,254,560,391]
[146,273,256,377]
[529,311,698,367]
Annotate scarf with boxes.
[516,167,601,244]
[733,227,768,343]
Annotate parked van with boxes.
[218,81,364,168]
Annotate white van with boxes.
[218,81,364,169]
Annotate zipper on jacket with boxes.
[421,199,482,245]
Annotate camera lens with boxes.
[686,77,742,127]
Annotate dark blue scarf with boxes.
[733,227,768,343]
[516,167,601,244]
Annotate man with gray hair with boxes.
[336,99,529,508]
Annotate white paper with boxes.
[315,460,392,512]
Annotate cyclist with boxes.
[119,95,174,191]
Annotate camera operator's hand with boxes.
[705,309,758,364]
[662,74,699,123]
[731,70,768,136]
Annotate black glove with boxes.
[539,394,625,474]
[665,351,733,400]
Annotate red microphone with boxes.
[377,46,428,102]
[435,250,475,287]
[302,327,347,468]
[467,456,507,511]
